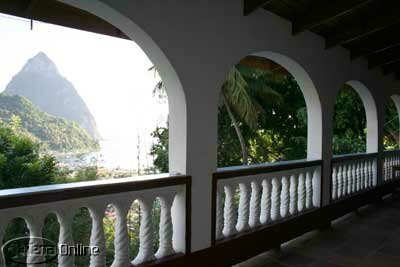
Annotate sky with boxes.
[0,14,168,170]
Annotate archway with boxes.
[217,51,322,167]
[59,0,187,174]
[332,81,378,154]
[384,95,400,150]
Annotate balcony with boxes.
[1,0,400,266]
[1,151,400,266]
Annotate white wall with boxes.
[60,0,400,252]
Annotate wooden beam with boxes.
[368,45,400,69]
[0,0,129,40]
[326,3,400,48]
[382,61,400,75]
[350,25,400,59]
[243,0,274,16]
[292,0,372,34]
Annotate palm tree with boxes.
[149,58,283,166]
[221,65,281,165]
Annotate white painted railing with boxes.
[0,174,189,267]
[383,150,400,182]
[331,153,378,201]
[214,160,322,241]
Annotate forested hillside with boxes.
[0,94,99,152]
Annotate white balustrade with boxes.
[383,152,400,182]
[331,156,377,201]
[215,163,321,239]
[0,177,187,267]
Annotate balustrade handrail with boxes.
[0,173,190,210]
[214,159,323,179]
[383,149,400,156]
[332,152,378,163]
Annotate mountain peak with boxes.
[21,52,58,74]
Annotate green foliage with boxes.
[218,67,307,167]
[384,99,399,150]
[0,93,99,152]
[0,121,57,189]
[332,85,367,155]
[150,127,168,173]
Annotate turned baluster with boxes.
[236,183,250,232]
[57,209,75,267]
[297,173,306,211]
[249,181,261,228]
[337,165,343,199]
[0,223,4,267]
[215,187,224,240]
[271,177,281,221]
[305,170,313,209]
[280,176,290,218]
[89,206,106,267]
[355,162,360,192]
[133,197,156,265]
[364,160,370,188]
[346,163,352,194]
[222,184,237,237]
[368,160,373,187]
[111,201,131,267]
[26,216,45,267]
[260,179,272,224]
[312,168,321,207]
[362,161,367,190]
[289,174,299,214]
[372,159,378,186]
[343,164,349,197]
[351,162,357,193]
[156,194,175,259]
[332,166,337,200]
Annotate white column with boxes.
[249,181,261,228]
[215,187,224,240]
[270,177,281,221]
[111,201,131,267]
[297,173,306,212]
[156,194,175,259]
[89,206,106,267]
[280,175,290,218]
[57,210,75,267]
[289,174,298,214]
[305,171,313,209]
[133,197,155,265]
[260,179,272,224]
[312,168,321,207]
[222,184,237,237]
[236,183,250,232]
[26,216,45,267]
[332,166,337,200]
[341,164,347,197]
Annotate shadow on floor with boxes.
[235,192,400,267]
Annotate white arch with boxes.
[253,51,323,159]
[388,95,400,149]
[345,80,378,153]
[57,0,187,174]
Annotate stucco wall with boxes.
[60,0,400,252]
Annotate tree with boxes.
[150,127,168,173]
[220,64,281,165]
[0,121,57,189]
[384,99,399,150]
[332,85,367,155]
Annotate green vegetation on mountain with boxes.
[0,93,99,152]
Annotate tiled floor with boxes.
[236,193,400,267]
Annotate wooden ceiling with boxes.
[244,0,400,79]
[0,0,128,40]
